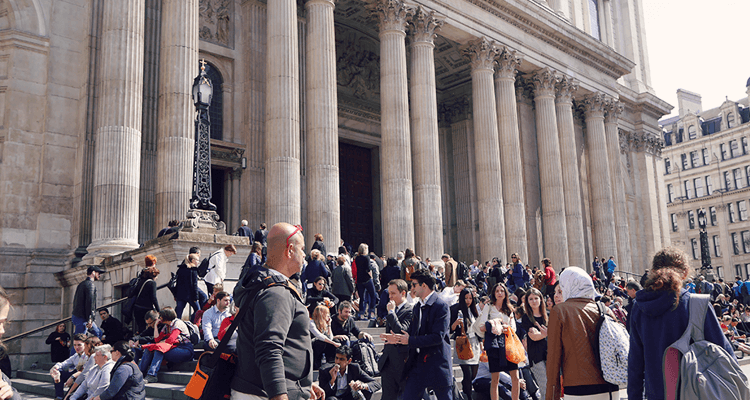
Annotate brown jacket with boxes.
[444,259,457,287]
[546,298,614,400]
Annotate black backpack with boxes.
[351,339,379,377]
[457,262,470,281]
[197,251,219,278]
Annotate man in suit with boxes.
[387,269,453,400]
[236,219,252,237]
[378,279,413,399]
[320,345,381,400]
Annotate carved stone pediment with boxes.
[200,0,233,48]
[335,26,380,102]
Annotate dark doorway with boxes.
[339,142,374,251]
[211,167,226,223]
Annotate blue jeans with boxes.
[175,300,200,321]
[356,280,377,318]
[71,315,87,355]
[402,376,453,400]
[139,343,194,377]
[54,369,74,398]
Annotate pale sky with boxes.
[641,0,750,118]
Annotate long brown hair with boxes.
[523,288,548,326]
[489,282,514,316]
[646,246,690,308]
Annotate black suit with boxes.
[377,302,413,399]
[319,363,381,400]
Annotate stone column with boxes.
[305,0,341,253]
[155,0,199,232]
[409,6,444,260]
[555,76,586,268]
[582,93,617,259]
[605,99,632,272]
[265,0,301,226]
[371,0,415,256]
[87,0,146,256]
[532,68,569,267]
[494,47,528,262]
[231,169,241,233]
[465,38,506,263]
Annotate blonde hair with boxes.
[310,249,321,260]
[312,305,331,334]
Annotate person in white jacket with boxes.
[70,345,115,400]
[204,244,236,294]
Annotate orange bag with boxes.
[505,326,526,364]
[455,320,474,360]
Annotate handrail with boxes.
[3,282,171,343]
[613,270,642,279]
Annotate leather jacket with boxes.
[72,278,97,321]
[546,298,616,400]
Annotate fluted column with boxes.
[465,38,506,263]
[555,76,586,268]
[87,0,145,256]
[582,93,617,259]
[532,68,569,267]
[155,0,199,231]
[265,0,301,225]
[494,47,527,262]
[605,99,632,271]
[231,169,241,233]
[305,0,341,253]
[409,6,444,260]
[371,0,415,256]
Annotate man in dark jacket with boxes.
[236,219,253,237]
[378,279,412,399]
[98,308,124,345]
[231,222,324,400]
[319,345,381,400]
[331,302,373,344]
[254,222,268,256]
[387,269,453,400]
[72,266,104,337]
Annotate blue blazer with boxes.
[406,291,453,388]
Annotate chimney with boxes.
[676,89,702,118]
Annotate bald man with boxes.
[231,223,324,400]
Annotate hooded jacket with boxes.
[627,289,734,400]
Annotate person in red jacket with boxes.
[543,258,557,298]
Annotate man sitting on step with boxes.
[320,345,380,400]
[50,334,87,400]
[331,301,373,346]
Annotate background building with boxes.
[662,83,750,280]
[0,0,670,367]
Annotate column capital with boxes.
[410,6,443,44]
[604,98,624,123]
[495,46,521,80]
[368,0,414,34]
[464,37,498,72]
[531,67,557,98]
[305,0,335,7]
[555,75,578,105]
[581,92,607,119]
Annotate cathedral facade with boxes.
[1,0,670,288]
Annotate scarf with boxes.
[560,267,596,302]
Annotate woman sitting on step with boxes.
[138,308,194,384]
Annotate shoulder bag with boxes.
[455,317,474,361]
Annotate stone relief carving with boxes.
[200,0,232,48]
[336,29,380,101]
[438,95,472,124]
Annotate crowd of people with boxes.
[0,220,748,400]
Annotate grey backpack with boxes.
[664,294,750,400]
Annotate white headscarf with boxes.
[560,266,596,302]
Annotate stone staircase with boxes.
[10,320,465,400]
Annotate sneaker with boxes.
[145,375,158,384]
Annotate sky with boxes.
[641,0,750,118]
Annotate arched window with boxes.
[588,0,601,40]
[202,62,224,140]
[728,112,736,129]
[688,125,697,140]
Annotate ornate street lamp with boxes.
[190,60,217,211]
[698,208,712,271]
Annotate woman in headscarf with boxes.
[545,267,619,400]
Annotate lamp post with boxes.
[190,60,217,211]
[698,207,712,271]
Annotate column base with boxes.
[181,209,227,235]
[84,239,140,259]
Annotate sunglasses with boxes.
[286,225,303,248]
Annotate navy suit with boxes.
[378,302,413,399]
[404,291,454,400]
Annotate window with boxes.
[706,176,713,195]
[671,214,678,232]
[713,235,721,257]
[703,118,721,135]
[684,180,693,199]
[734,168,744,189]
[729,202,737,223]
[733,232,741,254]
[203,62,224,140]
[716,266,724,279]
[736,265,743,280]
[747,166,750,188]
[743,137,749,155]
[691,238,700,260]
[739,200,748,221]
[664,131,672,146]
[694,178,704,197]
[702,148,710,165]
[710,206,717,226]
[743,231,750,253]
[665,158,671,174]
[721,143,728,160]
[667,184,675,203]
[688,210,695,229]
[676,128,684,143]
[730,140,740,158]
[725,171,733,190]
[688,125,697,140]
[690,151,700,168]
[728,113,736,129]
[681,153,688,170]
[746,264,750,280]
[588,0,601,40]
